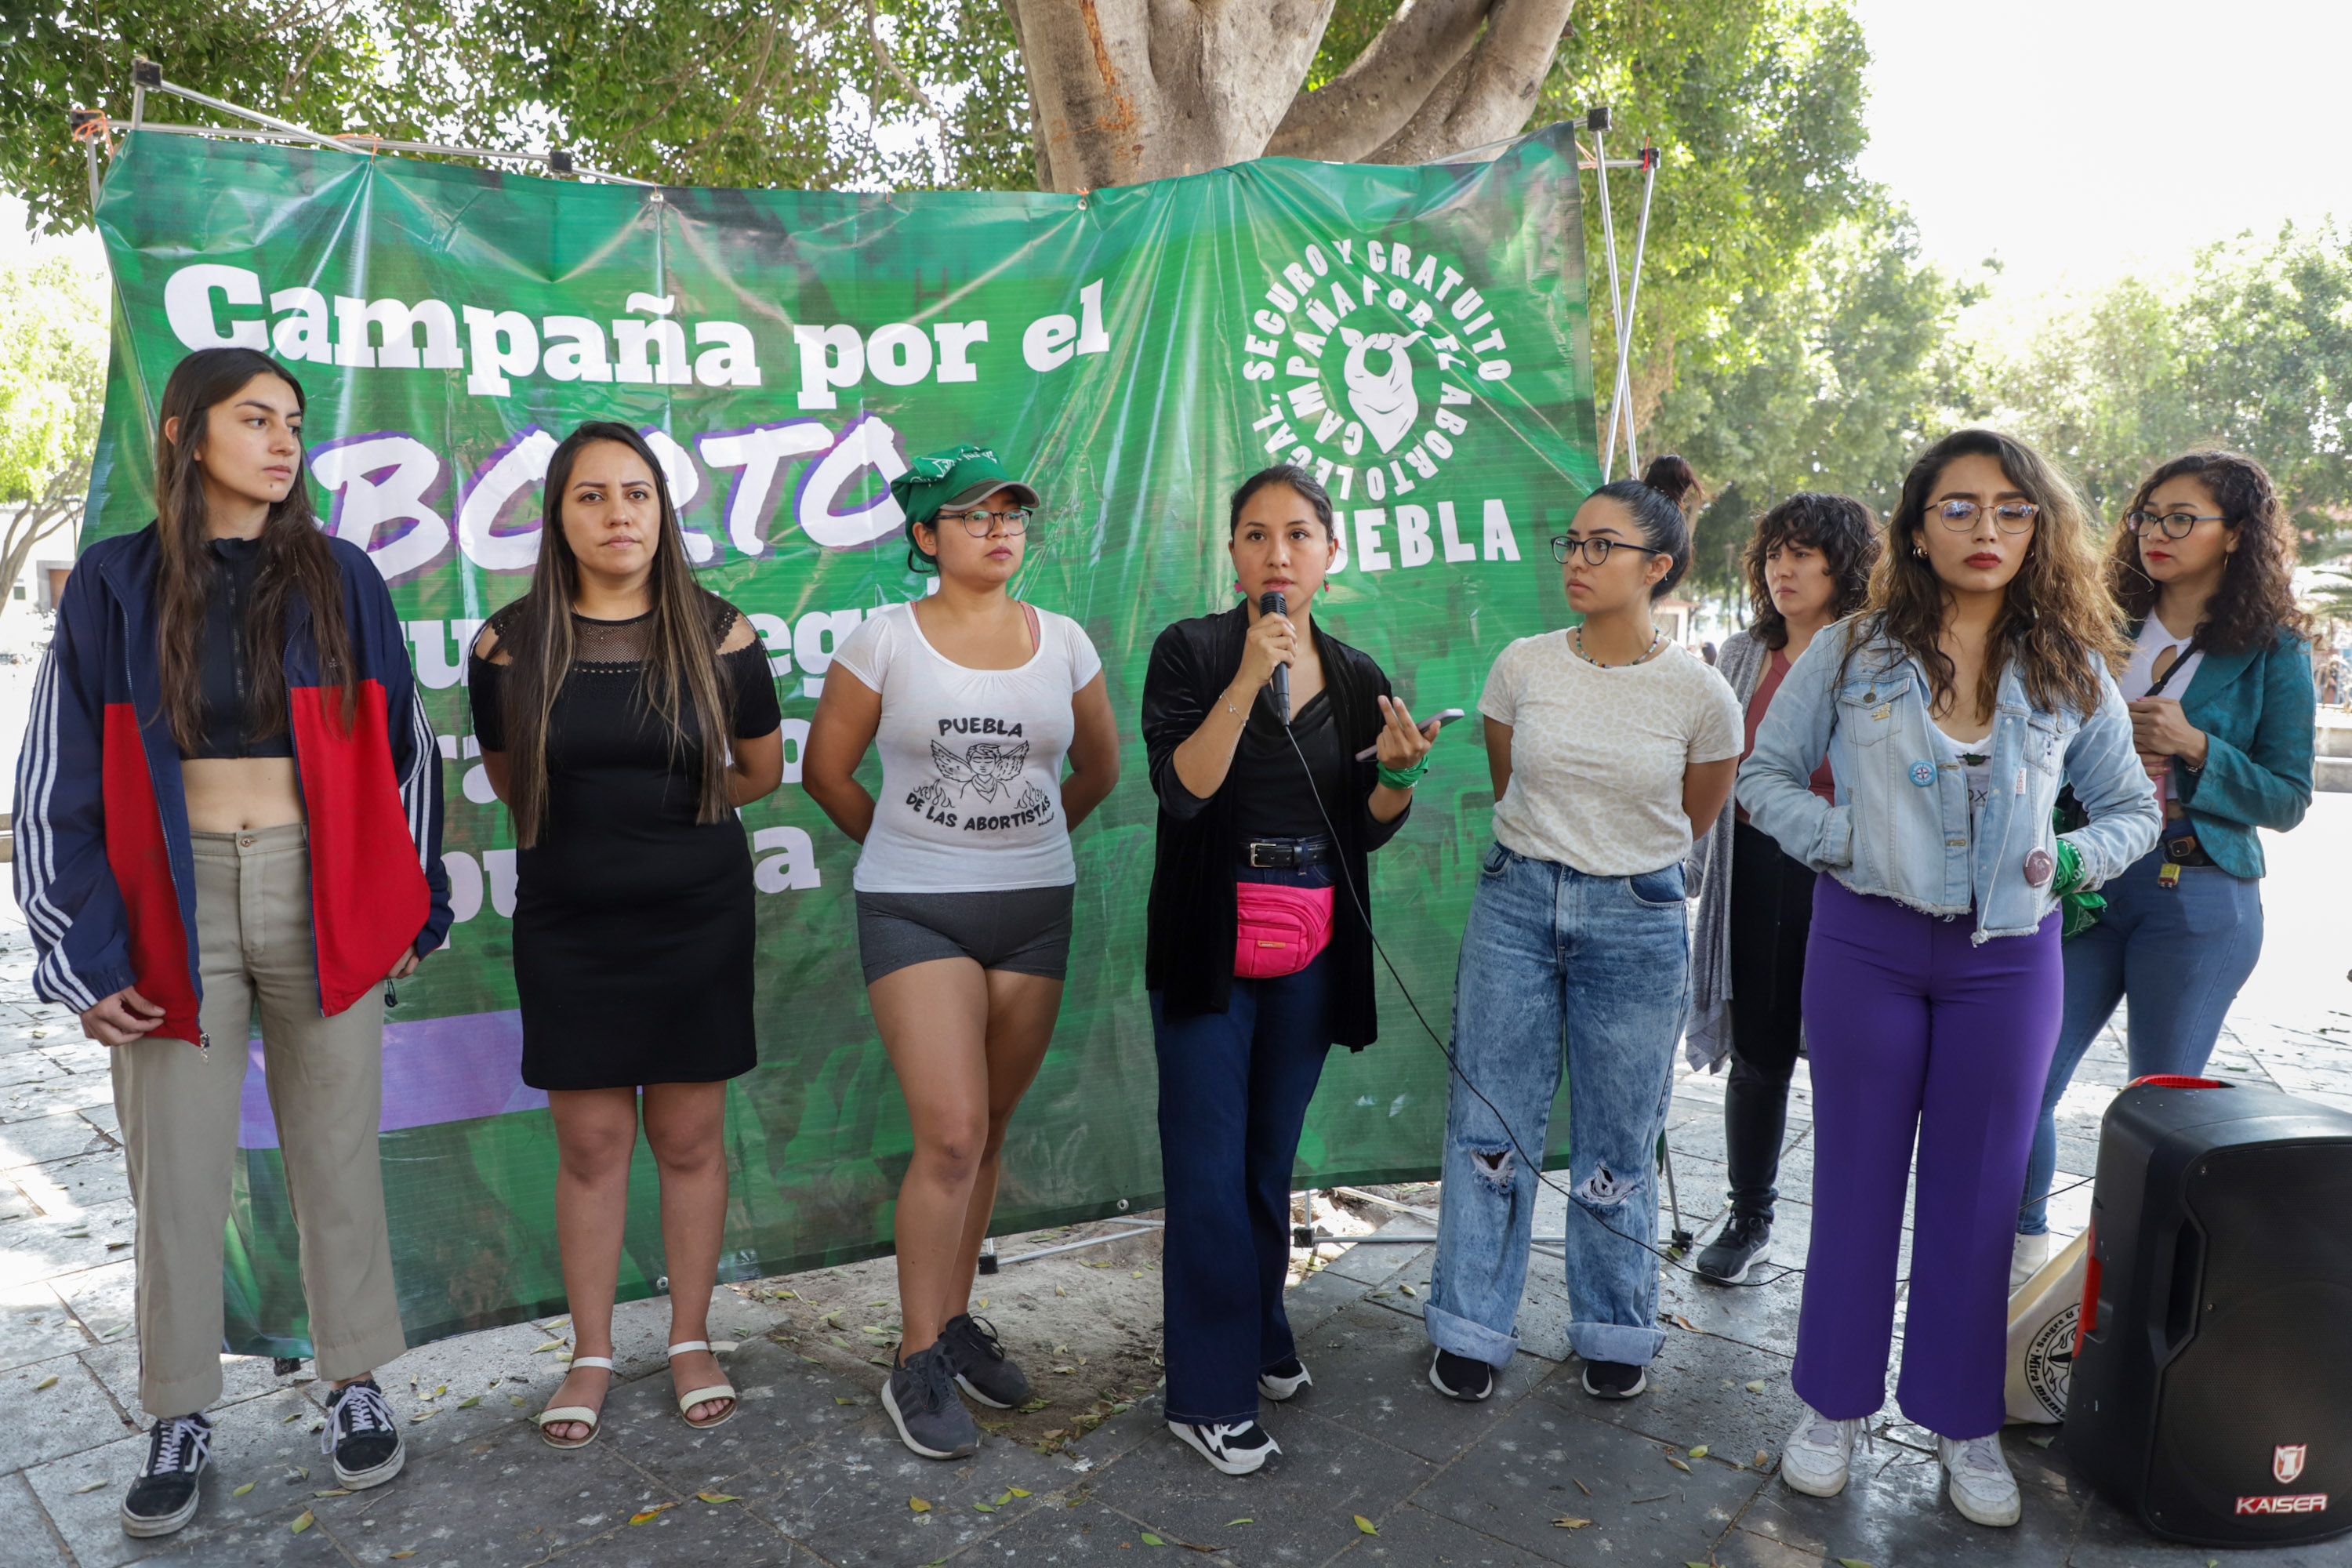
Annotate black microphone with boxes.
[1259,590,1290,726]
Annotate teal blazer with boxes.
[2160,626,2316,879]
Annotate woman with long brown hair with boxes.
[2014,452,2315,1278]
[1739,429,2158,1528]
[470,421,783,1449]
[17,346,449,1537]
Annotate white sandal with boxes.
[669,1341,737,1430]
[535,1356,615,1449]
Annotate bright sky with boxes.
[1850,0,2350,296]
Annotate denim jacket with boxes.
[1737,617,2160,942]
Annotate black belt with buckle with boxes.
[1240,836,1336,869]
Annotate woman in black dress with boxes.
[470,422,783,1448]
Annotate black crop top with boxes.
[181,535,295,760]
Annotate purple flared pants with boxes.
[1794,876,2062,1440]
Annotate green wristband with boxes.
[1377,759,1432,791]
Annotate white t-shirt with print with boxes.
[829,602,1103,893]
[1479,632,1743,877]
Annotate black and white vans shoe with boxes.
[1256,1357,1312,1401]
[323,1378,405,1489]
[1428,1350,1494,1401]
[1581,1359,1646,1399]
[121,1413,210,1538]
[1167,1419,1280,1475]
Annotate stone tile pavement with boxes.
[3,799,2350,1566]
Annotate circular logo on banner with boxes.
[1238,238,1514,505]
[2022,1302,2079,1421]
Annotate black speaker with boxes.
[2065,1076,2352,1547]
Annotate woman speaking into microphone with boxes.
[1141,463,1436,1475]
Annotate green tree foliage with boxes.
[1978,220,2352,556]
[1650,208,1980,600]
[0,245,108,617]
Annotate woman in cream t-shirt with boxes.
[1424,456,1742,1410]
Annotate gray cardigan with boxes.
[1684,630,1767,1073]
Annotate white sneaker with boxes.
[1778,1406,1863,1497]
[1167,1419,1280,1475]
[1936,1432,2022,1526]
[2009,1231,2052,1294]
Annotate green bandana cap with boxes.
[890,445,1041,528]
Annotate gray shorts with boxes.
[854,884,1076,985]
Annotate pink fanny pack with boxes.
[1233,882,1335,979]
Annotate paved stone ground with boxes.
[3,798,2349,1567]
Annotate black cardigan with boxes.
[1141,604,1408,1049]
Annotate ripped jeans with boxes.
[1426,842,1689,1370]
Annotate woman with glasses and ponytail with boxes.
[2013,453,2314,1284]
[1425,456,1742,1408]
[1740,430,2158,1530]
[803,446,1120,1462]
[471,422,784,1450]
[18,347,449,1537]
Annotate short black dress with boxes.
[469,595,782,1090]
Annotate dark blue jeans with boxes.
[1151,868,1334,1427]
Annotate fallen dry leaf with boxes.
[1054,1284,1068,1297]
[1552,1515,1592,1529]
[408,1410,434,1423]
[458,1396,481,1408]
[629,1502,678,1525]
[1008,1488,1032,1498]
[72,1479,107,1494]
[313,1488,353,1497]
[532,1340,564,1353]
[697,1491,741,1503]
[289,1512,314,1534]
[1225,1517,1252,1526]
[1688,1445,1710,1460]
[1745,1380,1767,1393]
[1665,1456,1692,1472]
[835,1397,856,1405]
[1353,1515,1379,1535]
[1755,1450,1770,1469]
[32,1375,57,1391]
[909,1497,931,1512]
[1573,1477,1592,1495]
[1140,1532,1164,1545]
[390,1552,416,1559]
[975,1502,997,1513]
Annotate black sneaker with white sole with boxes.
[1167,1418,1279,1475]
[1581,1359,1646,1399]
[884,1344,982,1459]
[1257,1356,1312,1401]
[939,1312,1032,1410]
[323,1378,405,1488]
[121,1413,210,1538]
[1428,1350,1494,1401]
[1695,1213,1773,1284]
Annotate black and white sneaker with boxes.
[940,1312,1033,1410]
[322,1378,405,1489]
[1696,1213,1773,1284]
[883,1345,982,1459]
[1581,1359,1646,1399]
[1428,1350,1494,1401]
[121,1413,210,1538]
[1167,1419,1279,1475]
[1257,1356,1312,1401]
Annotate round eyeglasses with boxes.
[1552,534,1668,566]
[2125,509,2226,540]
[1932,499,2038,534]
[933,507,1034,538]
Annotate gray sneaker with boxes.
[939,1312,1033,1410]
[883,1345,982,1459]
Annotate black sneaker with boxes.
[884,1344,982,1459]
[1581,1359,1646,1399]
[939,1312,1032,1410]
[1257,1356,1312,1401]
[121,1413,210,1538]
[1167,1418,1279,1475]
[1696,1213,1773,1284]
[1428,1350,1494,1401]
[322,1378,405,1488]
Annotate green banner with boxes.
[86,125,1597,1353]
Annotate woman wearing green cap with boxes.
[804,445,1121,1461]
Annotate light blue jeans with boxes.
[2016,847,2263,1235]
[1426,842,1690,1369]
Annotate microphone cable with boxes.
[1280,721,2098,1297]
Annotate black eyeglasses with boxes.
[1552,534,1668,566]
[934,507,1035,538]
[2125,509,2226,540]
[1931,499,2038,534]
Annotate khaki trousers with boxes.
[111,823,406,1416]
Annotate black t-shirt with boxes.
[1229,687,1348,840]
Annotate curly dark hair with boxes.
[2106,450,2309,655]
[1744,492,1882,650]
[1853,429,2125,720]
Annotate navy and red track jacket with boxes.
[15,524,452,1043]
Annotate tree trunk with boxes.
[1007,0,1579,190]
[0,463,83,626]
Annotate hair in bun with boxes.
[1585,453,1702,600]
